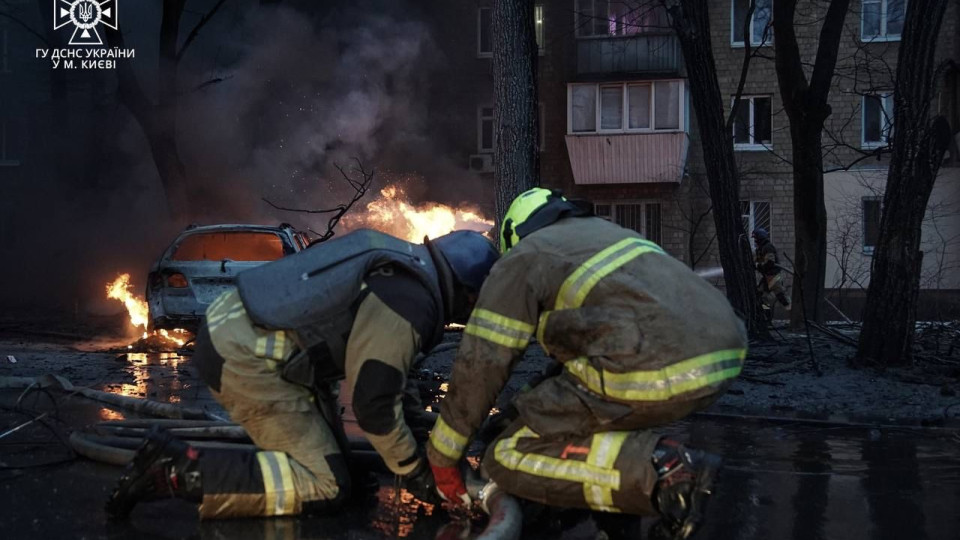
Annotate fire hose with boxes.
[2,374,523,538]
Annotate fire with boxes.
[106,274,189,349]
[106,274,149,330]
[344,184,493,242]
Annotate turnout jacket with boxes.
[428,217,747,467]
[197,268,443,477]
[755,240,781,277]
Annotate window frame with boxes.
[861,196,882,254]
[574,0,671,39]
[732,95,773,151]
[477,105,495,153]
[477,7,492,58]
[567,80,686,135]
[860,0,905,42]
[730,0,774,47]
[593,200,664,244]
[861,93,894,149]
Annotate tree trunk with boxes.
[667,0,768,336]
[856,0,953,366]
[492,0,539,238]
[772,0,851,328]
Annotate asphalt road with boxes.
[1,335,958,539]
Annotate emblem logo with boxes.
[53,0,118,46]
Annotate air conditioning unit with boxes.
[468,154,495,174]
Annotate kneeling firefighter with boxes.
[427,189,748,539]
[107,229,498,520]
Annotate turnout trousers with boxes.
[195,291,347,519]
[482,372,725,516]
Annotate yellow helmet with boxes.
[500,187,584,253]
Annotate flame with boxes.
[106,274,149,329]
[344,183,493,242]
[106,274,189,348]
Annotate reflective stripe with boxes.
[207,303,246,332]
[555,237,664,310]
[255,331,290,362]
[429,415,469,461]
[494,427,620,489]
[257,451,297,516]
[536,311,551,355]
[465,308,534,349]
[565,348,747,402]
[583,431,629,512]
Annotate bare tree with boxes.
[106,0,228,220]
[663,0,768,335]
[263,159,375,243]
[856,0,953,366]
[492,0,539,237]
[771,0,852,328]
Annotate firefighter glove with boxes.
[430,463,472,507]
[401,457,441,505]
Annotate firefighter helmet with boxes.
[500,188,586,254]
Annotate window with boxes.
[740,200,771,250]
[568,80,684,134]
[478,8,492,57]
[575,0,669,38]
[171,232,286,262]
[862,0,905,40]
[733,96,772,149]
[478,106,495,152]
[535,5,544,51]
[594,201,663,244]
[732,0,773,46]
[862,197,881,254]
[862,94,893,148]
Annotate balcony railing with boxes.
[577,34,682,75]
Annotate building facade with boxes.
[428,0,960,317]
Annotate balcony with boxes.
[577,34,682,76]
[565,132,689,185]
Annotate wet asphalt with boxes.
[1,344,958,539]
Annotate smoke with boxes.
[0,1,488,312]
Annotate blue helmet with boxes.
[427,230,499,294]
[752,227,769,241]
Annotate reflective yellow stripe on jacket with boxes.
[429,415,470,461]
[555,237,665,310]
[565,348,747,402]
[465,308,534,349]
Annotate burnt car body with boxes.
[147,223,310,331]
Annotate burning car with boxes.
[147,223,309,331]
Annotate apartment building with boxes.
[428,0,960,315]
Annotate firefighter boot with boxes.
[106,427,202,520]
[648,438,722,540]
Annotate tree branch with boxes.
[263,158,376,244]
[176,0,229,62]
[726,0,756,133]
[809,0,853,98]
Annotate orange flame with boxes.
[106,274,149,330]
[344,184,493,242]
[106,274,189,348]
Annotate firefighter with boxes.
[752,227,790,312]
[106,229,498,520]
[427,188,748,540]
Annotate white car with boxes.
[146,223,310,330]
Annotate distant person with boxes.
[106,229,498,519]
[427,188,748,540]
[751,228,791,313]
